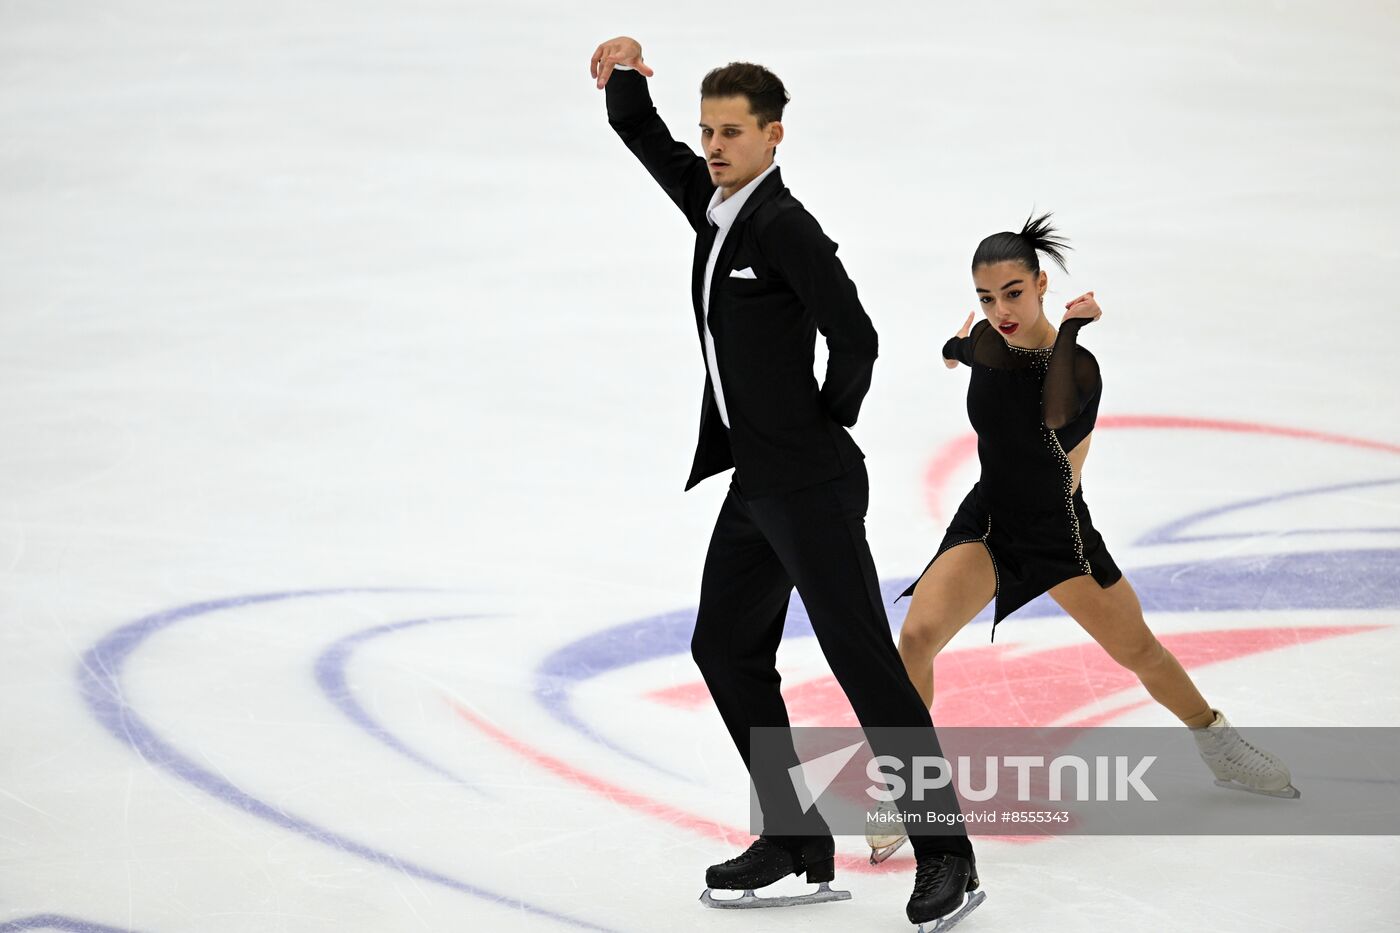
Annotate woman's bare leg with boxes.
[1049,575,1214,727]
[896,542,997,708]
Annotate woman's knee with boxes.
[1108,633,1167,674]
[898,607,960,659]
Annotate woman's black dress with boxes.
[896,317,1122,641]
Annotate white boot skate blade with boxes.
[916,889,987,932]
[700,881,852,909]
[1214,778,1302,799]
[870,834,909,864]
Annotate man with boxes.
[590,36,984,930]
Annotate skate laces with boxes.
[912,855,954,897]
[722,837,783,868]
[1220,729,1279,774]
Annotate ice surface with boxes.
[2,2,1398,930]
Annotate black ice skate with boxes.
[906,853,985,932]
[699,836,851,909]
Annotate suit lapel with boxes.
[734,165,784,226]
[692,220,718,342]
[700,167,785,341]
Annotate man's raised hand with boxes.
[592,37,653,89]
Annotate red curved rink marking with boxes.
[791,625,1380,728]
[649,625,1382,728]
[447,700,903,873]
[922,415,1400,521]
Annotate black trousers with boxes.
[690,461,973,859]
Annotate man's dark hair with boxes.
[699,62,790,126]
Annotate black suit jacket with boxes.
[606,69,878,498]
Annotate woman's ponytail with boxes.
[972,210,1072,274]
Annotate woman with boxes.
[867,213,1297,864]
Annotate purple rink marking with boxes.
[314,614,490,792]
[0,917,141,933]
[76,588,617,933]
[535,472,1400,775]
[1137,476,1400,545]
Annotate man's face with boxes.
[699,95,782,196]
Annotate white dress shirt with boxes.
[701,160,779,428]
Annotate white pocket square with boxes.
[729,266,758,279]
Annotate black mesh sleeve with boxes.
[1043,318,1101,430]
[943,319,993,366]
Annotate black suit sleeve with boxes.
[604,69,713,228]
[764,210,879,427]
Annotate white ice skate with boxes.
[866,799,909,864]
[1191,708,1300,799]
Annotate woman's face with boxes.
[973,260,1049,343]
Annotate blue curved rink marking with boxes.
[76,589,617,932]
[314,614,490,790]
[534,479,1400,776]
[1138,476,1400,545]
[0,916,144,933]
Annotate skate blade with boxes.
[700,881,852,909]
[915,889,986,933]
[1214,778,1302,799]
[869,834,909,865]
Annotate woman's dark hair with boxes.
[700,62,790,126]
[972,211,1072,274]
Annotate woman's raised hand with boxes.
[1062,291,1102,325]
[945,312,975,369]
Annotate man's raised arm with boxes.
[592,36,713,227]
